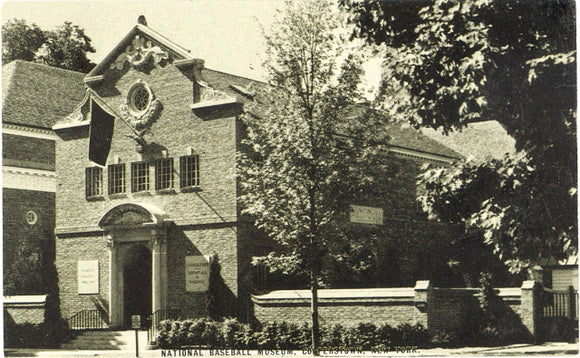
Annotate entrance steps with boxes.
[61,330,148,350]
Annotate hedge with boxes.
[156,318,430,349]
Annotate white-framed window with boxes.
[155,158,174,190]
[131,161,150,192]
[86,167,103,197]
[180,155,200,188]
[108,164,126,195]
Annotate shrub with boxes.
[392,323,430,348]
[320,324,343,349]
[374,323,395,349]
[154,318,431,350]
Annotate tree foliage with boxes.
[239,0,391,351]
[2,19,96,72]
[240,0,390,281]
[2,19,45,64]
[345,0,576,271]
[4,239,44,295]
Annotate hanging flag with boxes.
[89,99,115,166]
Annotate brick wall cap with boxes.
[414,280,431,291]
[521,280,536,290]
[253,287,415,302]
[4,295,47,306]
[498,287,522,297]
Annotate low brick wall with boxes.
[252,281,537,340]
[252,282,429,328]
[3,295,47,325]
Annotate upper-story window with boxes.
[180,155,200,188]
[131,161,150,192]
[155,158,174,190]
[86,167,103,197]
[108,163,126,195]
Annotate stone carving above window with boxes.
[120,80,162,136]
[110,35,169,71]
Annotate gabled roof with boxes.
[422,121,516,163]
[2,60,86,129]
[385,122,463,161]
[345,105,463,162]
[85,23,194,81]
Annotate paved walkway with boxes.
[4,342,579,357]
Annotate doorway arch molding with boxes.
[98,202,168,229]
[98,202,170,328]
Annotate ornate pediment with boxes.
[85,21,194,83]
[110,34,170,71]
[99,203,166,228]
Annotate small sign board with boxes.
[77,260,99,294]
[185,255,210,292]
[131,315,141,329]
[350,205,384,225]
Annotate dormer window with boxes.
[127,81,152,117]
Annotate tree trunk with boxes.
[311,267,320,356]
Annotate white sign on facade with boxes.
[350,205,384,225]
[185,255,210,292]
[78,260,99,294]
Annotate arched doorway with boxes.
[123,244,152,328]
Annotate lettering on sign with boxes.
[350,205,384,225]
[78,260,99,294]
[132,315,141,329]
[185,255,210,292]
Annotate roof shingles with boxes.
[3,60,86,129]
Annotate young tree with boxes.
[2,19,96,73]
[239,0,390,353]
[344,0,576,273]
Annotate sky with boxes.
[1,0,383,89]
[1,1,282,81]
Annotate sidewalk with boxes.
[4,342,579,357]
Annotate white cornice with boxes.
[2,166,55,192]
[2,123,55,140]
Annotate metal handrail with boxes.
[147,309,183,344]
[67,310,108,330]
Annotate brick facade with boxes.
[50,22,464,329]
[53,24,258,328]
[3,188,55,284]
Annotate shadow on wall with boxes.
[170,227,238,320]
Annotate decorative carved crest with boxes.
[63,92,91,123]
[100,205,154,227]
[110,35,170,71]
[120,98,162,134]
[192,60,235,103]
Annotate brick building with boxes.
[2,61,85,292]
[45,21,463,329]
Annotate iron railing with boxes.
[67,310,108,330]
[541,287,578,320]
[147,309,183,344]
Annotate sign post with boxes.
[132,315,141,357]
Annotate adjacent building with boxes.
[2,61,85,291]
